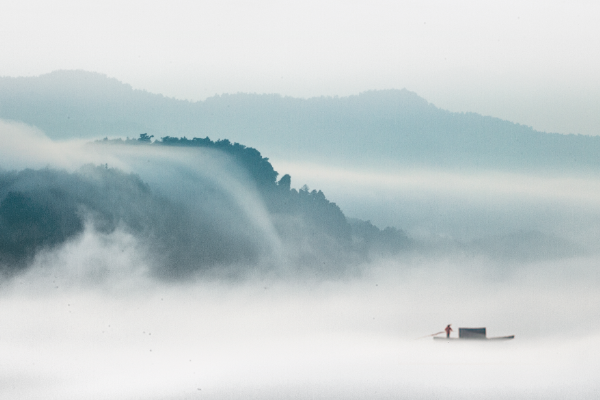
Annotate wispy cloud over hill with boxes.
[0,123,414,280]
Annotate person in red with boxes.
[445,324,453,338]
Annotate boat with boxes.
[433,327,514,341]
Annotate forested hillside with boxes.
[0,135,409,278]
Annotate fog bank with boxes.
[1,251,599,399]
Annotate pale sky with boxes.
[2,0,600,135]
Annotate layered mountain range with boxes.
[2,70,599,171]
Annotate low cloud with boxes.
[1,253,599,399]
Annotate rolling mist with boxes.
[1,81,600,399]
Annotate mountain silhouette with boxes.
[2,70,599,171]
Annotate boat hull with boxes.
[433,335,514,341]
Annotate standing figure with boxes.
[444,324,453,338]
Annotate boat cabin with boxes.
[459,327,487,339]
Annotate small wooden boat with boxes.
[433,327,514,341]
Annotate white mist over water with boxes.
[1,244,600,399]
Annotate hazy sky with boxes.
[2,0,599,136]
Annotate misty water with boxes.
[2,252,599,399]
[1,120,600,399]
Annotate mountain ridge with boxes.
[1,70,599,171]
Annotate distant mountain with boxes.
[2,70,599,171]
